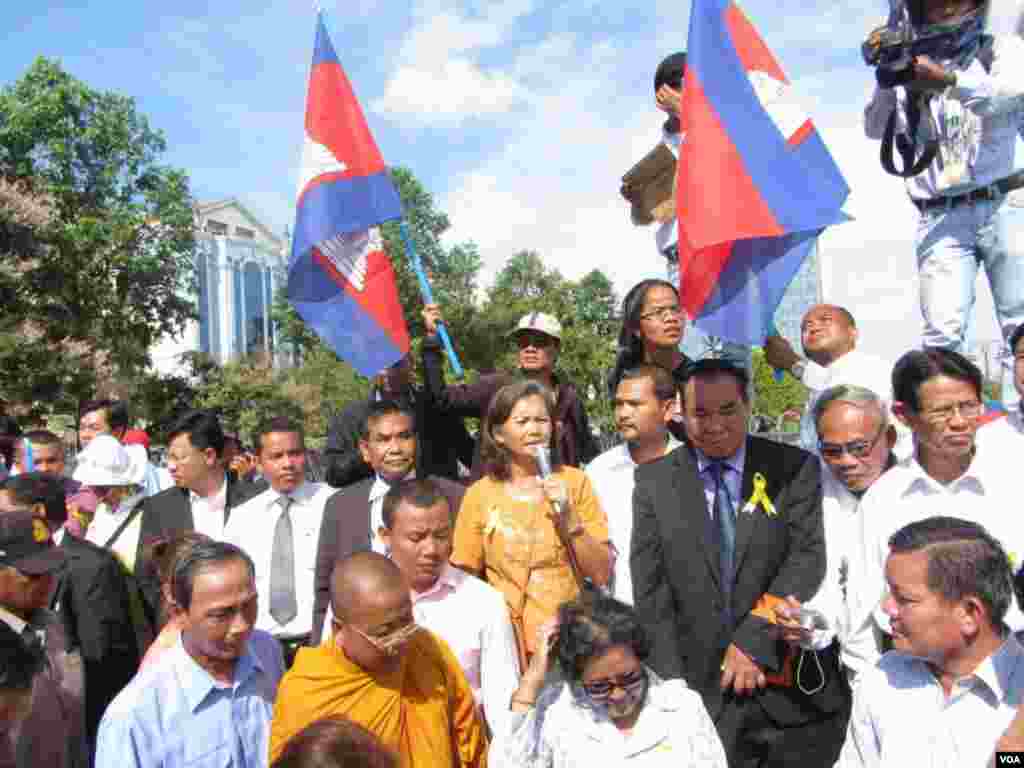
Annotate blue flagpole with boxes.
[23,438,33,472]
[399,220,464,379]
[767,322,785,383]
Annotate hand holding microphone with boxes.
[533,445,579,534]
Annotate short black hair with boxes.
[381,478,451,530]
[167,410,226,457]
[889,517,1014,628]
[682,358,751,403]
[80,399,130,432]
[0,472,67,526]
[617,364,678,403]
[1010,324,1024,357]
[654,52,687,92]
[0,620,43,692]
[254,416,305,456]
[271,716,397,768]
[556,590,650,683]
[23,429,62,448]
[359,400,417,441]
[171,539,255,611]
[891,349,982,412]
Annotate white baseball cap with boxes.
[509,312,562,342]
[72,434,147,487]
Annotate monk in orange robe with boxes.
[269,552,488,767]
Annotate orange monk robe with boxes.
[269,628,488,767]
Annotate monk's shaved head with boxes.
[330,551,407,622]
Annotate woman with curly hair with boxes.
[491,591,726,767]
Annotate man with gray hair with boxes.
[837,517,1024,767]
[776,385,896,685]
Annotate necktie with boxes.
[709,461,736,608]
[269,496,298,627]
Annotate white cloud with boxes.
[372,1,535,122]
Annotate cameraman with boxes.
[864,0,1024,406]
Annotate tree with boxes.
[0,57,197,410]
[751,347,809,422]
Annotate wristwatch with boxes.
[790,359,807,381]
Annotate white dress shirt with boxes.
[799,467,882,683]
[224,480,334,638]
[978,407,1024,458]
[837,635,1024,768]
[188,474,228,541]
[85,492,145,571]
[856,445,1024,638]
[586,437,682,604]
[796,347,906,459]
[368,471,415,554]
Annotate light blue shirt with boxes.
[95,630,284,768]
[692,442,747,520]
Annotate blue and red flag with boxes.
[288,13,409,376]
[676,0,849,345]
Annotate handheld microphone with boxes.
[532,445,563,518]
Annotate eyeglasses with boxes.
[343,620,421,655]
[919,400,983,424]
[639,306,684,323]
[819,427,885,461]
[581,668,646,700]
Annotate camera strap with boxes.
[881,91,939,178]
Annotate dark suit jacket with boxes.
[52,534,139,749]
[134,475,263,625]
[312,474,466,641]
[631,436,841,726]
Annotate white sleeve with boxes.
[798,359,831,391]
[480,593,523,738]
[835,673,883,768]
[956,36,1024,117]
[488,686,560,768]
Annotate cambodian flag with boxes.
[677,0,849,345]
[288,13,409,376]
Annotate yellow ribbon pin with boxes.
[745,473,776,517]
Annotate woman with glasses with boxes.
[451,380,613,669]
[608,281,688,441]
[490,591,726,767]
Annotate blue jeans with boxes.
[916,192,1024,406]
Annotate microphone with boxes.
[532,445,564,518]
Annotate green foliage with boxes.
[751,347,809,420]
[0,57,197,409]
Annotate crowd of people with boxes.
[2,0,1024,765]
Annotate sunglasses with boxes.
[581,668,646,700]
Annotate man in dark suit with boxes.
[135,410,261,622]
[313,399,465,641]
[0,472,137,757]
[631,359,848,767]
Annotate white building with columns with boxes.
[150,198,289,376]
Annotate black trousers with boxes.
[714,647,852,768]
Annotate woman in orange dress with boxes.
[451,380,612,666]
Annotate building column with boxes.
[261,262,271,356]
[238,257,248,357]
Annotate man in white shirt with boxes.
[838,516,1024,768]
[376,478,519,734]
[764,305,901,457]
[586,364,681,604]
[311,400,464,641]
[225,416,337,666]
[863,0,1024,408]
[776,385,897,685]
[77,399,169,497]
[857,348,1024,642]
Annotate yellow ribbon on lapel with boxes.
[745,473,776,517]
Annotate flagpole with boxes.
[399,220,464,378]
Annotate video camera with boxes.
[861,20,965,85]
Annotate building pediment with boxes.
[195,198,285,252]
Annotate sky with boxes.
[3,0,1022,368]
